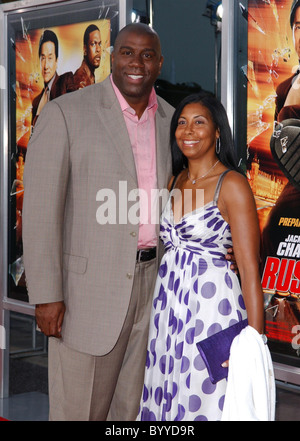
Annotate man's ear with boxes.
[158,55,164,74]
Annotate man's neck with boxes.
[126,96,149,119]
[110,75,157,120]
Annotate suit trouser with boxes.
[48,257,157,421]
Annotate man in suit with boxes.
[31,30,74,127]
[23,23,174,421]
[73,24,102,89]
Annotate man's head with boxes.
[290,0,300,28]
[38,30,59,84]
[291,0,300,59]
[83,24,102,71]
[111,23,163,115]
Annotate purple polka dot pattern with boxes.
[137,182,247,422]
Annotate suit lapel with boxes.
[93,78,171,188]
[94,77,138,183]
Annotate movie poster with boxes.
[246,0,300,358]
[9,18,111,301]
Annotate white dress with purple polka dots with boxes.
[137,171,247,421]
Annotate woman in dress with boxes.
[137,92,265,421]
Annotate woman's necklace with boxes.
[187,159,220,185]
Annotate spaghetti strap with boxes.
[213,169,231,204]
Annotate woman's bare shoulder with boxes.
[222,170,251,195]
[219,169,256,215]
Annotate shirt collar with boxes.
[110,74,158,115]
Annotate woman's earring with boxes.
[216,138,221,155]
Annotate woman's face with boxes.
[175,102,219,160]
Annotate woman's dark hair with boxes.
[170,91,243,177]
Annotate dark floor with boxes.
[275,383,300,421]
[0,355,49,421]
[1,313,300,421]
[1,359,300,421]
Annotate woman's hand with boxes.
[222,360,229,368]
[225,247,238,273]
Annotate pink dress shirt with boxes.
[110,75,158,248]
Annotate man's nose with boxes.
[129,53,144,67]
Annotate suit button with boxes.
[130,232,136,237]
[126,273,133,279]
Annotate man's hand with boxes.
[225,247,238,273]
[35,301,66,338]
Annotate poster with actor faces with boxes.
[10,19,111,301]
[246,0,300,358]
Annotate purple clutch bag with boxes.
[196,319,248,384]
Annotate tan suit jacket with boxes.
[23,76,174,356]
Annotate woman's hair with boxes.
[170,91,243,176]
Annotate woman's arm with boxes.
[219,171,265,334]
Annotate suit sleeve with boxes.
[23,101,70,305]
